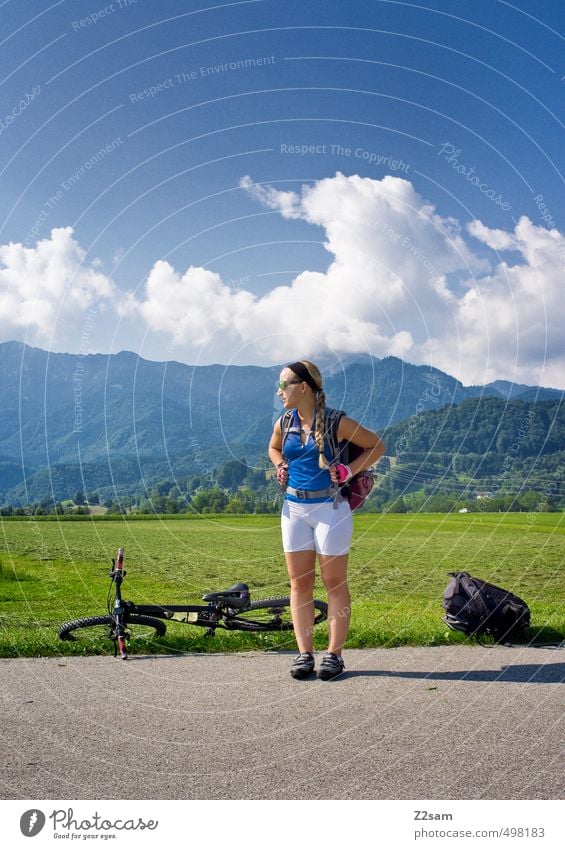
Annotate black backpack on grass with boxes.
[442,572,531,644]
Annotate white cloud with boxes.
[133,173,494,370]
[234,174,564,386]
[137,260,255,347]
[2,178,564,388]
[0,227,117,348]
[238,175,302,219]
[138,172,555,385]
[467,220,519,252]
[451,215,565,386]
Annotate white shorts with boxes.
[281,499,353,555]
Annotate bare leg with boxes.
[319,554,350,656]
[284,550,317,653]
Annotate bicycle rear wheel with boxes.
[227,597,328,632]
[58,614,167,644]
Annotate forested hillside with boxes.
[7,340,555,504]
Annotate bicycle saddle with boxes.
[202,582,250,609]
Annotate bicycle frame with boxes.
[126,602,233,629]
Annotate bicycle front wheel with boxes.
[227,597,328,632]
[58,614,167,644]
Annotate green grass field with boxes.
[0,512,563,656]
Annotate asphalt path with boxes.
[1,646,564,800]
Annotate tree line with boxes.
[2,397,564,516]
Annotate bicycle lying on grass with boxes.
[58,548,328,659]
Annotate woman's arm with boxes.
[268,420,289,487]
[335,416,385,476]
[268,420,286,469]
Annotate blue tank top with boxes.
[283,409,335,503]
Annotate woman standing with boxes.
[268,360,385,680]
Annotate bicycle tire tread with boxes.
[58,614,167,640]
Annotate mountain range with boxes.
[0,341,562,504]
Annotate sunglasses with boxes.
[277,379,303,390]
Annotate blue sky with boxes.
[1,0,564,387]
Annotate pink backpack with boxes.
[348,470,375,511]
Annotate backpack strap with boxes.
[279,409,300,459]
[459,573,490,619]
[279,407,346,462]
[324,408,346,462]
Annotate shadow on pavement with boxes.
[343,663,565,684]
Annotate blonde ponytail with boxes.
[314,389,330,468]
[298,360,329,469]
